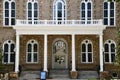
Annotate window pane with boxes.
[5,18,9,25]
[105,53,109,62]
[87,3,91,9]
[104,10,108,17]
[110,2,114,9]
[28,44,32,52]
[58,2,62,9]
[5,2,9,9]
[10,54,15,62]
[58,11,62,17]
[104,2,108,9]
[111,43,115,52]
[11,2,15,9]
[82,3,85,9]
[4,43,8,52]
[105,44,109,52]
[5,10,9,17]
[34,44,37,52]
[82,44,86,52]
[10,44,15,52]
[28,11,32,17]
[34,3,38,9]
[11,18,15,25]
[88,53,92,62]
[27,53,31,62]
[110,18,114,25]
[82,11,85,17]
[11,10,15,17]
[104,18,108,25]
[34,11,38,17]
[110,10,114,17]
[4,54,8,62]
[82,53,86,62]
[111,54,115,62]
[88,44,92,52]
[87,11,91,17]
[34,53,37,62]
[28,3,32,9]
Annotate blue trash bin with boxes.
[40,71,46,80]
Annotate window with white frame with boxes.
[81,39,93,63]
[3,40,15,64]
[81,0,92,20]
[27,0,39,20]
[104,0,116,26]
[53,0,66,23]
[3,0,15,26]
[26,40,38,63]
[104,40,116,63]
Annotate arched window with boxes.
[81,39,93,63]
[26,40,38,63]
[81,0,92,20]
[104,0,115,26]
[53,0,66,24]
[3,40,15,64]
[27,0,39,21]
[104,40,116,63]
[3,0,15,26]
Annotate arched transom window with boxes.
[104,40,116,63]
[53,0,66,23]
[104,0,116,26]
[81,0,92,20]
[27,0,39,21]
[3,0,15,26]
[26,40,38,63]
[81,39,93,63]
[3,40,15,64]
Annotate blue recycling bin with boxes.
[40,71,46,80]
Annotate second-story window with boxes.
[3,0,15,26]
[81,0,92,20]
[104,0,115,26]
[53,0,66,23]
[27,0,39,21]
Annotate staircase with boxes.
[78,71,99,79]
[49,69,70,79]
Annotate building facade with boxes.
[0,0,120,79]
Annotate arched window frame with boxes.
[104,40,116,63]
[81,39,93,63]
[53,0,67,22]
[3,0,16,26]
[3,40,15,64]
[27,0,39,21]
[26,39,38,63]
[103,0,116,26]
[80,0,93,20]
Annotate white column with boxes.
[43,34,48,71]
[71,34,76,71]
[15,34,20,73]
[99,34,104,72]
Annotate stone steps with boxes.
[49,69,70,79]
[78,71,99,79]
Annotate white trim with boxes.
[3,0,16,26]
[104,39,116,64]
[26,39,39,63]
[81,39,93,63]
[3,40,15,64]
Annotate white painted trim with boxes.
[81,39,93,63]
[2,40,15,64]
[26,39,39,63]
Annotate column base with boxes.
[100,71,111,79]
[70,71,78,79]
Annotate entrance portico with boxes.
[13,20,106,78]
